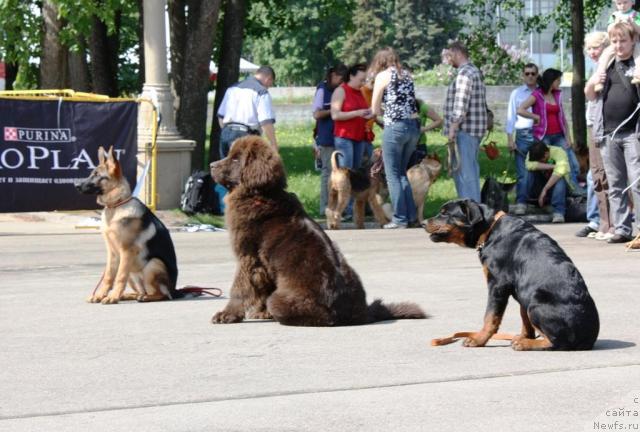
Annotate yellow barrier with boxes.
[0,89,159,210]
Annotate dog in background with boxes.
[210,136,426,326]
[381,153,442,223]
[407,153,442,222]
[424,199,599,351]
[75,147,180,304]
[325,150,389,229]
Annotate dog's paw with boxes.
[463,336,485,347]
[250,311,273,320]
[211,311,243,324]
[101,295,120,305]
[511,335,528,351]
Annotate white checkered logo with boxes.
[4,127,18,141]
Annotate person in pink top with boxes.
[517,68,581,189]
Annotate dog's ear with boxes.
[98,146,106,165]
[462,199,485,226]
[240,137,286,191]
[105,146,122,178]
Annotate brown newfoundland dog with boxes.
[209,136,426,326]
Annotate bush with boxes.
[458,33,530,85]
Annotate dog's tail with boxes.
[367,299,427,322]
[331,151,342,170]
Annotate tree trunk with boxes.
[40,0,68,89]
[67,39,91,92]
[136,0,145,91]
[168,0,187,105]
[5,62,18,90]
[570,0,586,154]
[209,0,248,163]
[177,0,222,170]
[89,12,120,96]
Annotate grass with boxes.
[190,123,516,226]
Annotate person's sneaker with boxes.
[607,233,633,244]
[575,225,597,237]
[513,203,527,216]
[587,231,598,239]
[341,214,352,223]
[551,213,565,223]
[383,222,407,229]
[595,232,615,241]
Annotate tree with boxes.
[340,0,388,65]
[0,0,42,89]
[245,0,353,85]
[41,0,68,88]
[170,0,223,170]
[209,0,248,163]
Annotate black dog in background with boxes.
[424,199,599,351]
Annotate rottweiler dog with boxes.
[424,199,599,351]
[75,147,180,304]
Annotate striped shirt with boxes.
[444,62,488,138]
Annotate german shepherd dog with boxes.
[325,150,389,229]
[75,147,180,304]
[424,199,599,350]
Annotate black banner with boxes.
[0,99,138,212]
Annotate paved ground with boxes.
[0,212,639,432]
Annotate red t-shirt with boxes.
[545,102,562,135]
[334,83,368,141]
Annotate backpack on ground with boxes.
[180,171,220,215]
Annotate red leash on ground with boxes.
[177,285,223,297]
[91,274,223,299]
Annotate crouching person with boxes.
[526,140,574,223]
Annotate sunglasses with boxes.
[524,72,538,76]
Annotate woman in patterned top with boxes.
[370,47,421,228]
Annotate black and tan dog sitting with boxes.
[210,136,426,326]
[325,150,389,229]
[75,147,180,304]
[424,199,599,351]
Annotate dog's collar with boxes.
[105,196,134,209]
[476,211,506,252]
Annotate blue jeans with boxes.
[220,127,250,159]
[542,133,580,187]
[334,137,365,170]
[334,137,365,216]
[382,119,419,225]
[514,128,534,204]
[452,130,481,202]
[586,169,600,230]
[527,171,567,215]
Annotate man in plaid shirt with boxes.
[444,41,488,202]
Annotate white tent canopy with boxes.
[209,58,260,74]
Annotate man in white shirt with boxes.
[505,63,539,215]
[217,66,277,158]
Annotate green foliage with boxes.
[339,0,390,65]
[412,64,454,86]
[245,0,354,85]
[457,0,530,85]
[0,0,41,88]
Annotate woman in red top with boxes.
[330,63,373,171]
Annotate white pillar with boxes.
[138,0,195,209]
